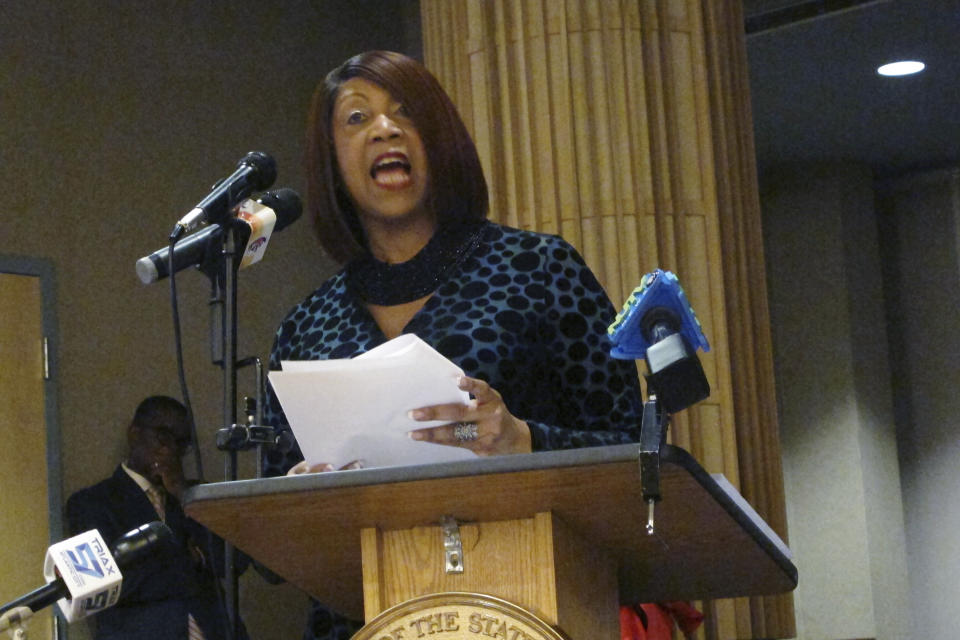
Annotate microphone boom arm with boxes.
[608,269,713,535]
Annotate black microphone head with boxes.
[110,521,174,569]
[257,188,302,232]
[239,151,277,191]
[640,306,682,345]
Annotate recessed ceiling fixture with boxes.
[877,60,926,76]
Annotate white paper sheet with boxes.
[267,334,477,469]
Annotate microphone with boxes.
[607,269,711,413]
[171,151,277,240]
[0,522,173,627]
[137,188,302,285]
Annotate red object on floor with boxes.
[620,602,704,639]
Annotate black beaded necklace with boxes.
[346,220,487,305]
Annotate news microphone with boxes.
[608,269,711,413]
[0,522,173,626]
[137,188,302,284]
[171,151,277,240]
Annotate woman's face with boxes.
[332,77,430,228]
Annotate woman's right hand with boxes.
[285,460,364,475]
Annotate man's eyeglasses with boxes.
[143,426,193,454]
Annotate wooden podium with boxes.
[183,444,797,639]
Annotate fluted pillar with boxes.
[421,1,794,638]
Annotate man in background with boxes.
[66,395,243,640]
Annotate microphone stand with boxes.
[223,225,241,640]
[636,339,710,537]
[202,219,276,640]
[201,223,240,640]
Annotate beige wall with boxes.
[760,162,915,639]
[1,2,419,638]
[881,168,960,640]
[761,163,960,640]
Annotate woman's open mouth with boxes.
[370,152,412,189]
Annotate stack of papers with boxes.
[267,334,477,470]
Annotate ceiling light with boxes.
[877,60,926,76]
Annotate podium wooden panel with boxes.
[360,511,620,638]
[183,444,797,629]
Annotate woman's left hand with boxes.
[407,376,532,455]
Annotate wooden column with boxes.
[420,1,794,637]
[699,3,795,637]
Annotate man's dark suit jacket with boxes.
[66,465,235,640]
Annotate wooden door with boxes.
[0,271,55,638]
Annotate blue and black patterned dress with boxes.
[261,220,643,640]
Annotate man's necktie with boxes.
[145,485,165,521]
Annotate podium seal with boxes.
[352,592,568,640]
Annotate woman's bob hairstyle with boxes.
[305,50,489,264]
